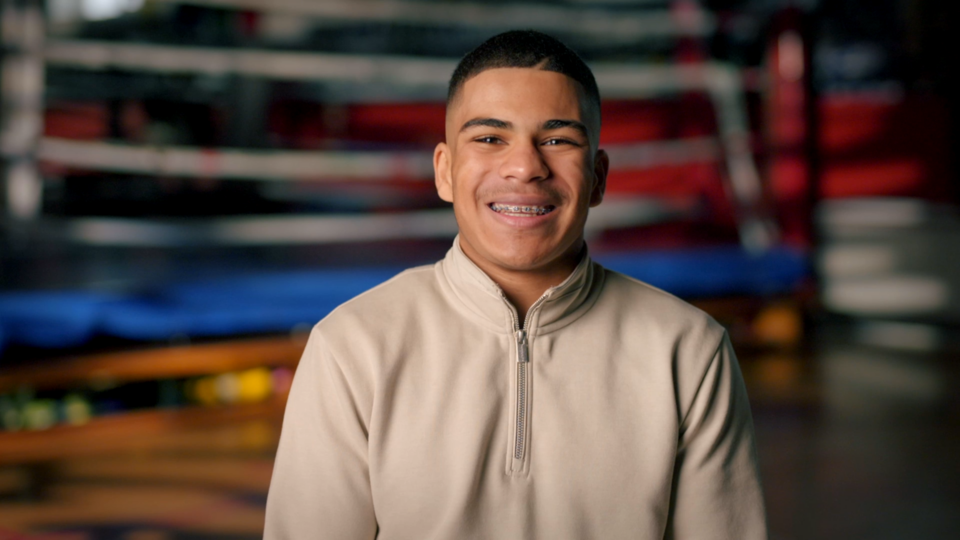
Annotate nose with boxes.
[498,139,549,182]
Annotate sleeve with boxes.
[666,331,768,540]
[264,327,378,540]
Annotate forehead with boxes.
[447,68,586,126]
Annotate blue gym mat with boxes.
[0,292,121,349]
[594,245,807,298]
[0,246,807,352]
[100,269,401,341]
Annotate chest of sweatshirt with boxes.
[310,261,725,537]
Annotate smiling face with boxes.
[434,67,608,284]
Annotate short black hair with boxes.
[447,30,601,123]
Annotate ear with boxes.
[589,149,609,207]
[434,142,454,203]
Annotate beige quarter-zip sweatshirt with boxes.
[264,239,767,539]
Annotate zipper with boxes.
[505,292,551,466]
[514,329,529,460]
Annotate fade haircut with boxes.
[447,30,601,133]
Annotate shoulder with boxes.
[595,265,727,362]
[316,263,439,331]
[601,267,723,331]
[298,263,441,378]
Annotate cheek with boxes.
[451,160,489,201]
[550,162,594,201]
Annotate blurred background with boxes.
[0,0,958,538]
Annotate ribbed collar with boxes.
[436,236,603,335]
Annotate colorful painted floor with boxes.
[1,319,958,540]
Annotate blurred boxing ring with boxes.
[1,0,818,463]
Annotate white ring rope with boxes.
[38,39,774,248]
[37,136,720,181]
[61,196,697,246]
[148,0,714,41]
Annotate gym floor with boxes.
[1,318,958,540]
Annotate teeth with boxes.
[491,203,553,216]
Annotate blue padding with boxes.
[99,269,403,340]
[594,245,808,298]
[162,269,402,307]
[0,292,117,348]
[0,246,809,350]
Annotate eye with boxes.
[474,136,502,144]
[542,138,578,147]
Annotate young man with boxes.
[265,30,767,539]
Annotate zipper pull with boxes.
[516,330,529,363]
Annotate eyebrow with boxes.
[459,117,589,138]
[543,119,589,138]
[460,117,511,132]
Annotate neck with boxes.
[497,272,567,325]
[459,239,584,325]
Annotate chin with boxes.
[487,243,561,272]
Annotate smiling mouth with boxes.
[489,203,556,217]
